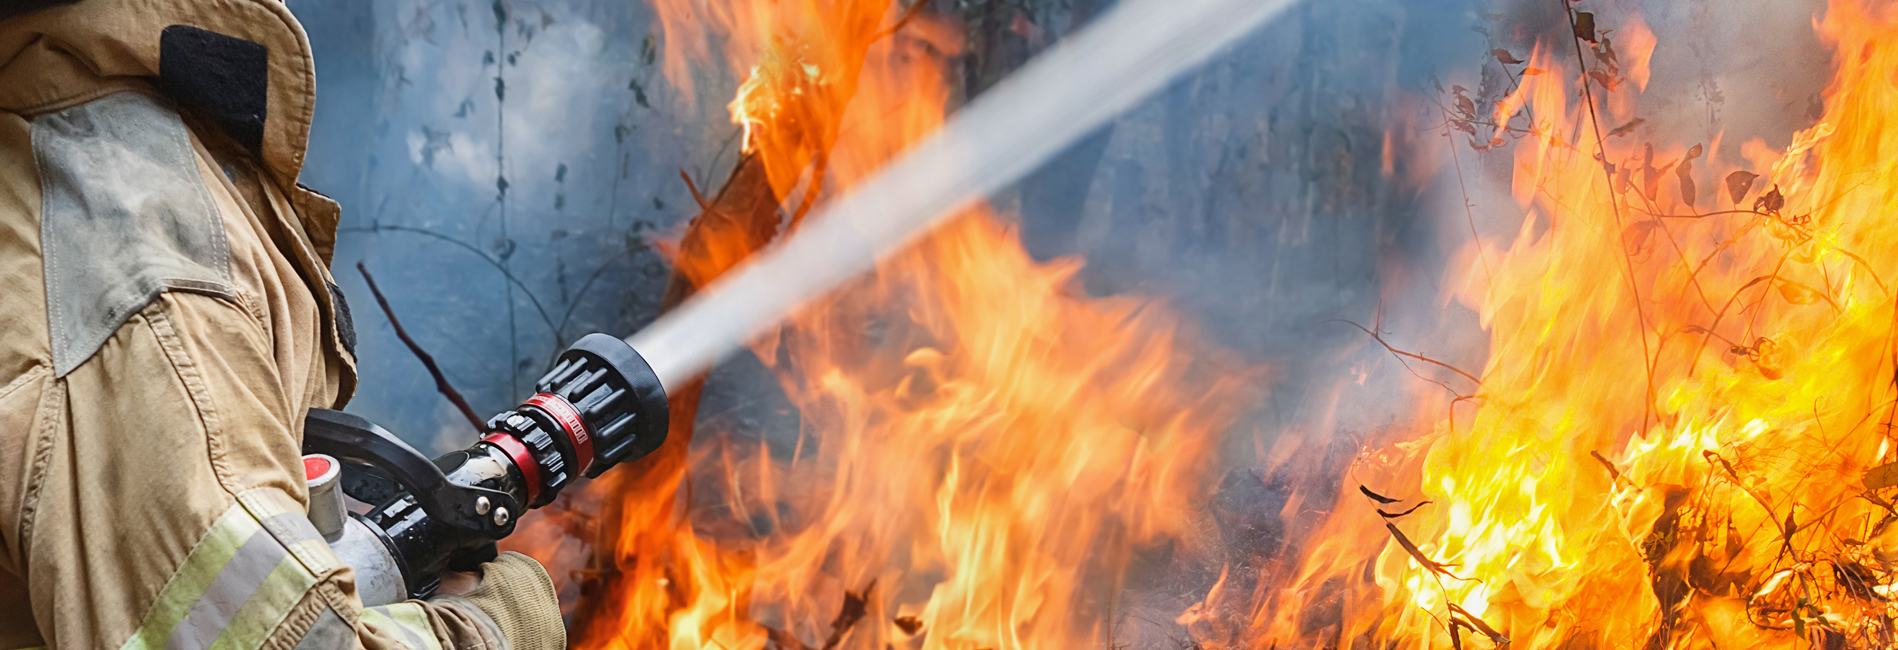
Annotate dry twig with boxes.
[357,262,485,432]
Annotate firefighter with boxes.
[0,1,566,649]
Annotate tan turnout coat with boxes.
[0,1,513,649]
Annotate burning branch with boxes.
[1334,319,1481,395]
[1385,522,1461,580]
[1558,0,1658,432]
[763,581,876,650]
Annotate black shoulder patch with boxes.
[159,25,269,155]
[0,0,80,23]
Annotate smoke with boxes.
[291,0,711,448]
[1482,0,1830,158]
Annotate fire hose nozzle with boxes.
[302,334,670,601]
[481,333,671,507]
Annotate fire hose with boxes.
[295,0,1298,604]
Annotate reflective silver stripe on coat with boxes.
[162,529,288,650]
[361,605,442,650]
[118,493,331,650]
[290,609,355,650]
[31,91,235,376]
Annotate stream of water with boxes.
[625,0,1299,388]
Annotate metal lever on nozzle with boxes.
[300,334,669,603]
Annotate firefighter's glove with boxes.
[442,552,565,650]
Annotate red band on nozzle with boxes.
[483,432,542,505]
[525,393,594,476]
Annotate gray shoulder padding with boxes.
[33,93,235,376]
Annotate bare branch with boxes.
[357,262,485,432]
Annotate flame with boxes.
[1220,1,1898,648]
[509,1,1898,648]
[509,1,1258,649]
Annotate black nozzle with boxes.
[482,334,669,506]
[302,336,670,599]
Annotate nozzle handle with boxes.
[304,409,520,538]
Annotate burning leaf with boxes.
[1758,569,1795,597]
[893,616,924,636]
[1454,94,1476,118]
[1448,603,1509,646]
[1595,36,1621,68]
[1866,461,1898,490]
[1588,70,1620,91]
[1777,281,1823,305]
[1645,160,1676,199]
[1521,67,1547,75]
[1677,144,1702,209]
[1623,220,1659,257]
[1756,185,1786,213]
[1639,143,1670,198]
[765,628,810,650]
[819,580,876,650]
[1573,11,1598,43]
[1726,170,1760,203]
[1377,501,1434,519]
[1359,485,1402,504]
[758,583,880,650]
[1492,48,1523,65]
[1606,118,1645,137]
[1386,522,1459,578]
[1835,562,1883,602]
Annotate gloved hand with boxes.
[434,552,565,650]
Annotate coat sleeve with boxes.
[21,290,518,650]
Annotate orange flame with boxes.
[1220,1,1898,648]
[511,2,1260,649]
